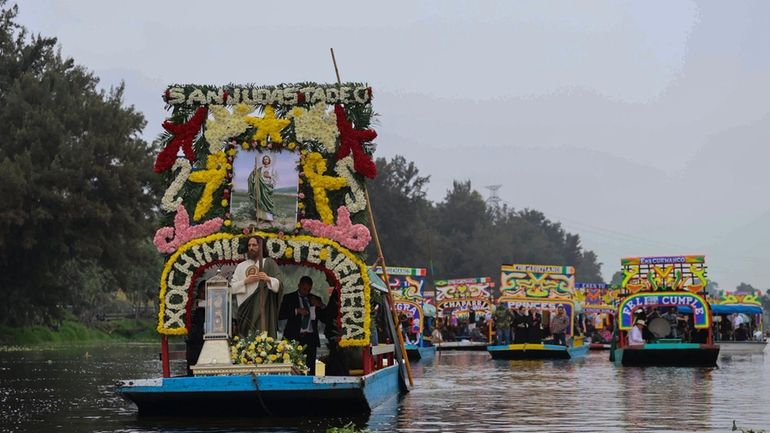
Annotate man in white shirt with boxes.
[629,319,646,345]
[230,236,283,338]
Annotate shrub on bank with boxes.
[0,319,156,346]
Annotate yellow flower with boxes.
[244,105,290,144]
[227,148,237,156]
[221,199,229,207]
[319,248,329,261]
[187,152,228,221]
[284,247,294,258]
[242,142,250,150]
[297,345,303,352]
[302,152,347,224]
[268,354,278,362]
[267,337,274,343]
[224,220,232,226]
[254,357,263,364]
[283,353,291,361]
[287,142,297,150]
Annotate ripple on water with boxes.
[2,346,770,432]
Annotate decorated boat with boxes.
[488,264,588,360]
[612,255,719,367]
[117,80,410,416]
[434,277,495,351]
[375,266,436,361]
[710,291,767,355]
[575,282,617,350]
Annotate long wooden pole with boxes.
[330,48,414,387]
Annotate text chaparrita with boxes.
[165,84,372,107]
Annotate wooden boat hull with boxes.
[487,343,588,360]
[589,343,611,350]
[405,345,436,361]
[436,341,489,351]
[117,365,401,416]
[613,344,720,367]
[717,341,767,355]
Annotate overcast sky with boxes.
[17,1,770,290]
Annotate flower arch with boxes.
[157,232,371,347]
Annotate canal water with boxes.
[1,344,768,432]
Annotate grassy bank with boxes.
[0,318,157,346]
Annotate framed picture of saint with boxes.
[231,150,299,231]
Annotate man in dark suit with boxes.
[279,276,325,375]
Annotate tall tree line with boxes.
[366,156,604,288]
[0,2,160,326]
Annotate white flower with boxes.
[161,159,191,212]
[334,156,367,214]
[204,104,254,154]
[289,103,338,154]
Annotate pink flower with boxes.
[153,205,224,253]
[301,206,371,251]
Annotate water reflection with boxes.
[1,344,769,432]
[618,366,713,432]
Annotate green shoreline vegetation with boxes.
[0,317,157,347]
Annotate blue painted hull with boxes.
[405,345,436,362]
[117,365,401,416]
[487,343,588,360]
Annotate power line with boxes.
[485,185,503,208]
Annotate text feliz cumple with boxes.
[164,84,372,107]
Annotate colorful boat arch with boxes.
[435,277,494,318]
[618,291,710,331]
[394,300,424,344]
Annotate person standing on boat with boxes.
[185,280,206,375]
[494,303,513,345]
[280,276,325,375]
[513,306,529,344]
[230,236,283,338]
[549,305,570,346]
[629,319,646,345]
[468,309,477,332]
[527,308,543,343]
[663,307,680,338]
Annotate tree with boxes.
[0,1,160,325]
[735,282,757,295]
[366,156,605,287]
[366,156,432,267]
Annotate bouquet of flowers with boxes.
[230,332,308,372]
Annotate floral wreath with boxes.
[151,83,380,347]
